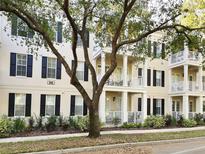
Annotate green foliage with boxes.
[182,119,197,127]
[177,116,184,127]
[0,117,13,138]
[144,116,166,128]
[12,118,26,133]
[112,117,121,126]
[28,116,35,130]
[45,116,58,132]
[164,114,172,126]
[121,122,142,129]
[69,116,89,131]
[171,117,177,126]
[35,116,44,130]
[194,113,204,125]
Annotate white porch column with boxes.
[184,64,188,92]
[123,54,128,86]
[99,91,106,123]
[183,95,189,119]
[167,96,173,115]
[199,66,203,91]
[121,92,128,123]
[168,69,172,92]
[196,96,203,114]
[101,52,105,78]
[142,92,147,120]
[143,60,147,87]
[184,42,189,60]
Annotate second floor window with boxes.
[76,62,84,81]
[153,70,165,87]
[156,71,162,86]
[16,54,27,76]
[47,58,57,79]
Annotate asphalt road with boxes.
[152,138,205,154]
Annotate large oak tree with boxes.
[0,0,204,138]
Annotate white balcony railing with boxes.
[189,112,196,119]
[106,79,123,86]
[128,77,143,87]
[172,111,182,120]
[170,50,201,65]
[105,111,122,124]
[128,111,143,123]
[171,81,184,92]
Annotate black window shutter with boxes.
[153,99,157,115]
[42,57,47,78]
[84,62,88,81]
[25,94,32,117]
[85,30,89,48]
[147,69,151,86]
[56,59,61,79]
[161,99,165,115]
[147,98,151,115]
[161,71,165,87]
[55,95,61,116]
[138,98,142,111]
[8,93,15,117]
[83,100,88,115]
[10,53,16,76]
[57,22,62,43]
[153,70,156,86]
[11,15,17,36]
[40,94,46,116]
[148,40,151,57]
[70,95,75,116]
[153,41,157,58]
[161,43,165,59]
[138,68,142,77]
[27,55,33,77]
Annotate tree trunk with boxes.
[88,103,101,138]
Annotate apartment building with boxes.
[0,15,205,125]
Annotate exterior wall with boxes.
[0,15,93,117]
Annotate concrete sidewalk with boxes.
[1,126,205,143]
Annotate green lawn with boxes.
[1,130,205,154]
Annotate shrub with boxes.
[69,116,89,131]
[182,119,197,127]
[177,116,184,127]
[121,122,142,128]
[28,116,35,130]
[0,117,13,138]
[58,116,63,127]
[45,116,58,132]
[35,116,44,130]
[13,118,26,133]
[144,116,166,128]
[194,113,203,125]
[164,114,172,126]
[171,117,177,126]
[112,117,121,126]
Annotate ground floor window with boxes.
[15,94,26,116]
[45,95,55,116]
[75,96,83,116]
[156,99,162,115]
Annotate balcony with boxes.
[169,50,201,66]
[171,81,200,92]
[171,81,184,92]
[128,77,143,87]
[128,111,143,123]
[106,79,123,86]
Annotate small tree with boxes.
[0,0,204,138]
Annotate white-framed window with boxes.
[176,101,180,112]
[47,58,57,78]
[156,99,162,115]
[76,62,84,80]
[156,43,162,57]
[75,96,83,116]
[16,54,27,76]
[45,95,56,116]
[156,70,162,86]
[17,18,29,37]
[14,94,26,117]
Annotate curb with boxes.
[25,136,205,154]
